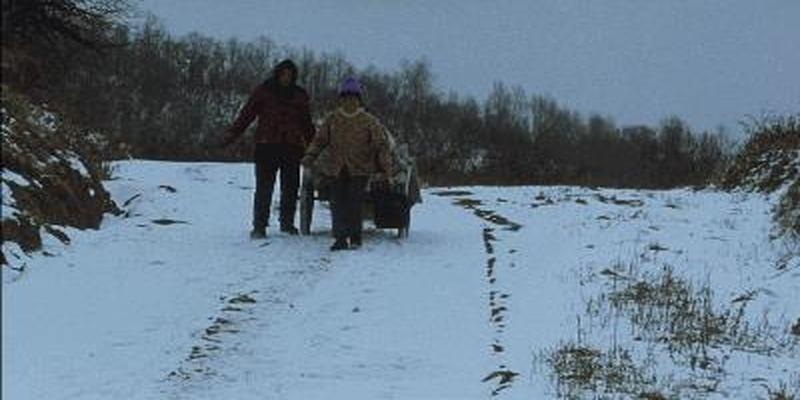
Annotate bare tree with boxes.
[2,0,129,50]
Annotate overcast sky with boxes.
[134,0,799,136]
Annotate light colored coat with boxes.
[303,108,394,178]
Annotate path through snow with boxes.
[3,161,798,399]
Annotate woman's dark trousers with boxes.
[253,143,303,232]
[330,169,368,240]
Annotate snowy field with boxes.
[3,160,799,399]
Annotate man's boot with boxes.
[280,225,299,235]
[250,227,267,239]
[330,237,348,251]
[349,234,362,249]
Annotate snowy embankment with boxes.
[2,91,117,266]
[3,160,799,399]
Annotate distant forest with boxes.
[3,0,732,188]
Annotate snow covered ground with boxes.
[3,160,799,399]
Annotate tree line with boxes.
[2,1,731,188]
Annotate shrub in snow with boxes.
[775,180,799,239]
[721,114,799,193]
[1,86,119,265]
[720,114,800,237]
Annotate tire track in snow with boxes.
[164,291,259,385]
[161,240,334,398]
[434,190,523,396]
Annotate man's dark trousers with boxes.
[253,143,303,231]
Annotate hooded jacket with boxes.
[226,59,315,148]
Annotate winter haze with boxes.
[134,0,800,136]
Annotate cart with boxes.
[299,139,421,238]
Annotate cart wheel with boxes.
[299,186,314,235]
[397,206,411,238]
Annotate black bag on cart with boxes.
[371,186,409,229]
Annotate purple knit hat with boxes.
[338,76,363,96]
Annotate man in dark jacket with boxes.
[221,59,315,238]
